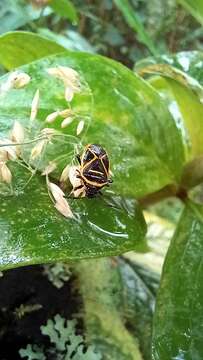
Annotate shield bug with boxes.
[73,144,112,198]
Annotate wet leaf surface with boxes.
[152,200,203,360]
[135,52,203,160]
[0,40,187,268]
[0,164,147,270]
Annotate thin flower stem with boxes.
[0,136,48,147]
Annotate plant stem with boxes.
[138,183,187,208]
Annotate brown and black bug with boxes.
[74,144,112,197]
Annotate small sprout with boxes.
[30,89,40,121]
[59,109,72,118]
[30,140,46,160]
[76,120,85,136]
[12,72,31,89]
[0,162,12,184]
[42,162,57,176]
[48,181,74,218]
[45,111,59,123]
[60,164,70,183]
[61,116,73,128]
[11,121,25,143]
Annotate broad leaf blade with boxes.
[135,57,203,161]
[152,200,203,360]
[0,165,147,270]
[0,48,186,269]
[0,31,65,70]
[0,50,185,198]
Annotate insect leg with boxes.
[76,154,81,165]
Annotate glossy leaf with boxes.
[150,76,203,161]
[178,0,203,26]
[49,0,78,24]
[0,164,147,270]
[153,201,203,360]
[0,48,185,198]
[135,56,203,161]
[113,0,158,56]
[0,31,65,70]
[0,46,187,269]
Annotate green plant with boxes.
[0,1,203,358]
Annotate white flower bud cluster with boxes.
[0,66,85,218]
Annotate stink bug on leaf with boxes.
[73,144,113,198]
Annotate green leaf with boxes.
[178,0,203,26]
[113,0,158,56]
[0,48,185,198]
[150,75,203,161]
[0,31,65,70]
[49,0,78,24]
[0,46,187,269]
[135,57,203,161]
[0,165,147,270]
[152,200,203,360]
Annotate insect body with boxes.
[74,144,112,197]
